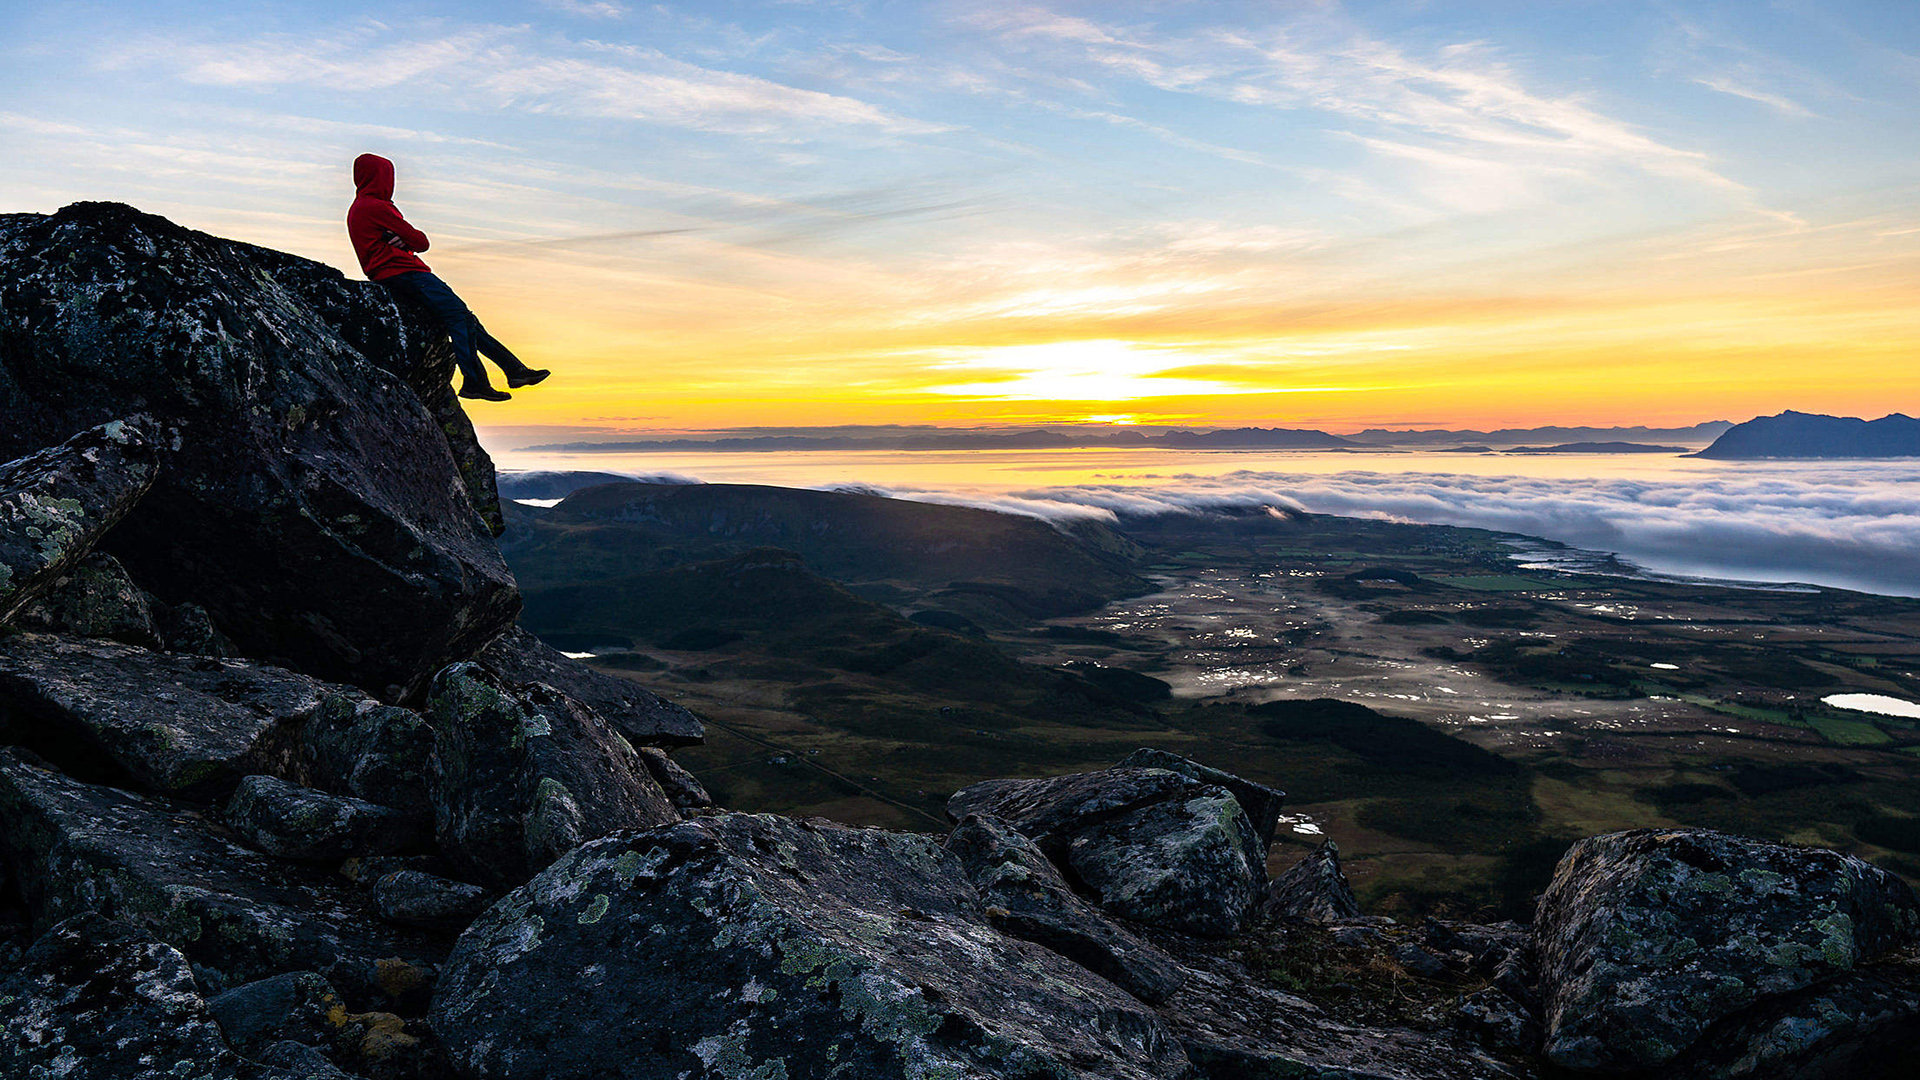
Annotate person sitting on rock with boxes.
[347,153,549,402]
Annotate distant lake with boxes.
[485,444,1920,598]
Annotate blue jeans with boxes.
[379,271,530,388]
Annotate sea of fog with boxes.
[486,446,1920,599]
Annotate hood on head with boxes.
[354,153,395,199]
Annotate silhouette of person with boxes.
[347,153,549,401]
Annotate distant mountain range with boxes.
[523,427,1358,453]
[1697,411,1920,459]
[1352,422,1733,447]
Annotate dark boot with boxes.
[458,383,512,402]
[507,368,551,388]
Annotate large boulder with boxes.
[1534,828,1920,1072]
[0,913,268,1080]
[0,202,518,700]
[224,774,430,862]
[0,749,442,1010]
[946,813,1186,1004]
[0,632,332,796]
[16,550,161,646]
[1116,747,1286,848]
[476,625,702,746]
[286,693,437,820]
[431,812,1192,1080]
[425,663,678,889]
[948,765,1267,936]
[0,418,157,624]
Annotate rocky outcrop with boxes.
[946,813,1186,1004]
[1116,746,1286,848]
[0,632,329,796]
[431,812,1192,1080]
[0,913,268,1080]
[424,663,678,889]
[16,551,161,646]
[224,774,429,862]
[1263,841,1363,924]
[1535,828,1920,1072]
[0,203,519,700]
[476,624,702,746]
[286,694,437,820]
[948,762,1268,936]
[0,418,156,624]
[0,749,440,1010]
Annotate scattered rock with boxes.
[1263,840,1362,923]
[1392,940,1452,980]
[254,1042,367,1080]
[1455,986,1541,1054]
[1534,828,1920,1072]
[1153,937,1521,1079]
[947,766,1198,843]
[225,775,428,862]
[0,418,157,624]
[208,971,343,1057]
[949,764,1267,935]
[0,632,331,796]
[634,745,714,810]
[946,813,1186,1004]
[369,869,491,931]
[290,694,436,820]
[0,203,520,701]
[425,663,678,890]
[431,812,1193,1080]
[0,913,257,1080]
[16,550,160,646]
[476,625,703,746]
[1115,747,1286,847]
[0,749,441,1010]
[152,597,239,656]
[1067,788,1266,937]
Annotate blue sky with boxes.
[4,1,1917,430]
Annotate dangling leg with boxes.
[471,316,550,388]
[385,272,509,400]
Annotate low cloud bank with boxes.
[865,466,1920,598]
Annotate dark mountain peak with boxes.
[1697,410,1920,459]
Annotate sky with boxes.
[4,0,1918,433]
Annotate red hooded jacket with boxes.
[347,154,432,280]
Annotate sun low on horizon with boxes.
[4,0,1916,434]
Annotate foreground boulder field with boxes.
[1,205,1917,1078]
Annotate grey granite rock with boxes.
[476,625,703,746]
[1067,789,1266,937]
[431,812,1192,1080]
[0,749,441,1010]
[947,813,1186,1004]
[425,663,678,890]
[16,550,161,646]
[950,765,1268,937]
[0,632,332,796]
[1115,747,1286,848]
[0,913,259,1080]
[0,202,518,701]
[369,869,491,931]
[224,775,429,862]
[1535,828,1920,1071]
[0,419,157,625]
[1263,841,1363,924]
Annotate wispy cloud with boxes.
[100,23,941,137]
[964,5,1757,214]
[539,0,630,18]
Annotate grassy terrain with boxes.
[500,488,1920,918]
